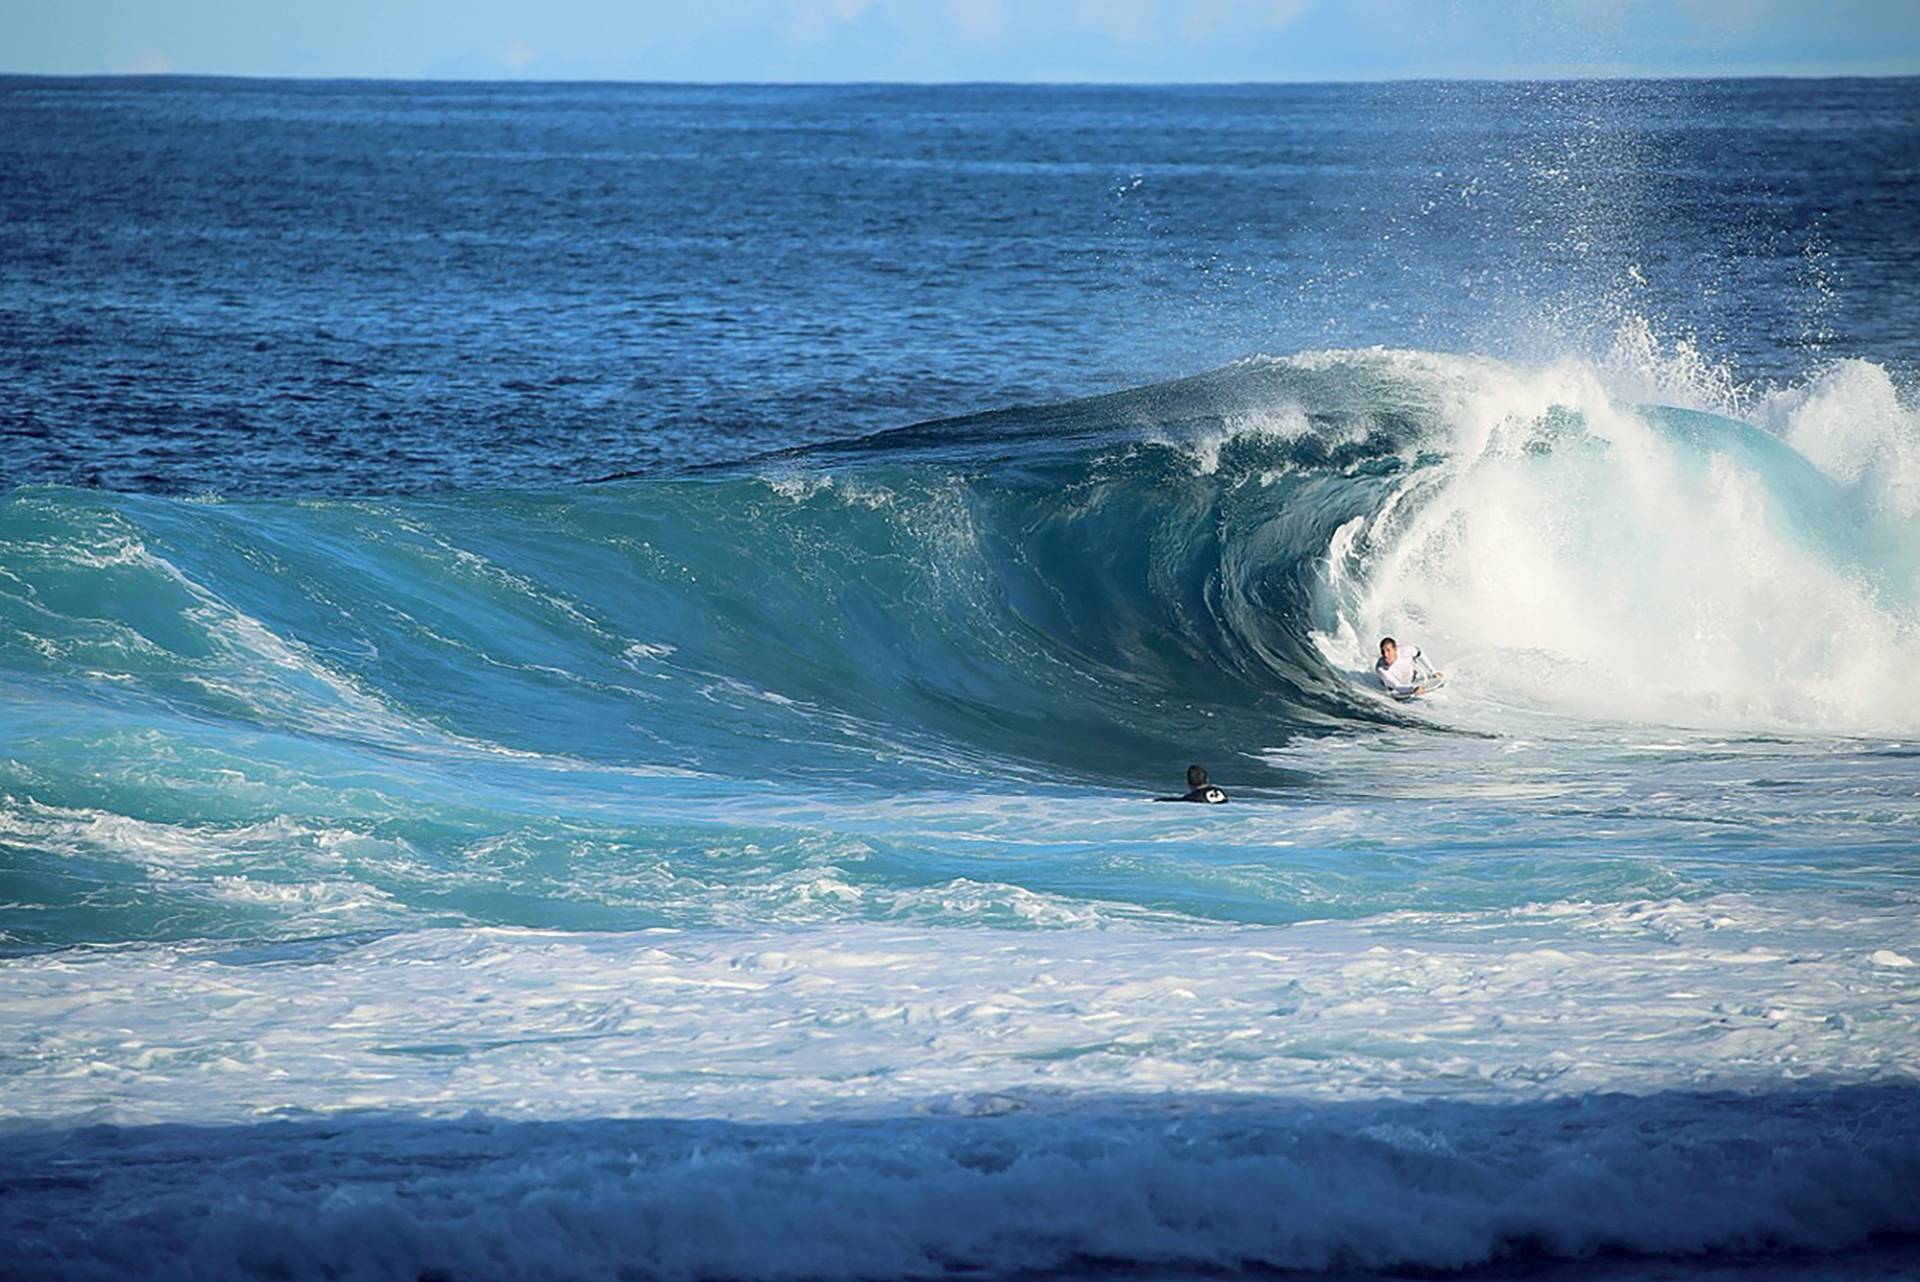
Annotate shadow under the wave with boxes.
[3,1082,1917,1281]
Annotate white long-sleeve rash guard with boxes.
[1375,647,1431,696]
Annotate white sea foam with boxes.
[4,896,1913,1128]
[3,896,1916,1280]
[1299,347,1920,733]
[1760,356,1920,524]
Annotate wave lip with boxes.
[5,1086,1918,1282]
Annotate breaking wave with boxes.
[3,347,1916,799]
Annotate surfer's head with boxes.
[1379,637,1398,665]
[1186,764,1209,790]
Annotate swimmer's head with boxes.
[1186,764,1209,790]
[1379,637,1398,665]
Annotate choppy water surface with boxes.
[1,77,1918,1281]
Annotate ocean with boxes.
[2,76,1918,1280]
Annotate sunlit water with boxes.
[2,77,1918,1281]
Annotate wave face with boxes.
[5,349,1920,1281]
[4,348,1916,781]
[2,347,1917,948]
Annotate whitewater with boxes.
[5,71,1920,1281]
[4,338,1919,1279]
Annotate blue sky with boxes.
[5,0,1919,81]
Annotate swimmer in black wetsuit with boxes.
[1156,763,1228,804]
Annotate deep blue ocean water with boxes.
[2,77,1919,1281]
[4,77,1917,491]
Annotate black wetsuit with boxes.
[1155,786,1229,804]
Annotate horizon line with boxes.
[5,69,1920,88]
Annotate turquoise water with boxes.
[6,348,1920,1282]
[6,353,1916,950]
[3,78,1919,1281]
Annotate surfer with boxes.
[1375,636,1442,698]
[1157,763,1229,804]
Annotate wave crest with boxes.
[3,347,1916,800]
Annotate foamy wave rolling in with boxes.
[1307,347,1920,731]
[6,1087,1919,1282]
[3,345,1918,1280]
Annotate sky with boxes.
[4,0,1919,82]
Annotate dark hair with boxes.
[1186,763,1209,789]
[1379,636,1397,653]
